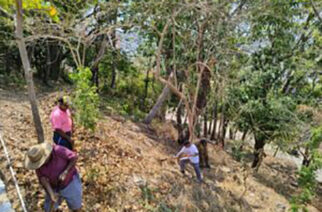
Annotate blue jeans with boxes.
[44,173,82,211]
[179,159,202,182]
[53,131,72,150]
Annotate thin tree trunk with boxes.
[210,102,217,140]
[221,119,229,147]
[15,0,44,143]
[110,53,116,89]
[144,85,171,124]
[44,40,50,85]
[176,98,183,142]
[241,130,248,141]
[238,130,248,151]
[143,68,150,104]
[229,126,234,140]
[208,116,213,135]
[203,110,208,138]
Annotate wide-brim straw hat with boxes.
[24,143,53,170]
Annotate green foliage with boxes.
[69,67,99,130]
[99,51,162,120]
[291,126,322,211]
[231,141,247,162]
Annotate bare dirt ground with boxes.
[0,87,321,211]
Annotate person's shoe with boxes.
[180,170,186,176]
[205,164,211,169]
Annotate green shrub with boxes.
[70,67,99,130]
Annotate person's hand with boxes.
[59,170,68,182]
[50,192,59,203]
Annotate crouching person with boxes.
[25,143,82,212]
[175,141,202,183]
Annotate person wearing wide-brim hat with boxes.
[25,143,82,212]
[50,96,74,150]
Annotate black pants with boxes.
[53,131,72,150]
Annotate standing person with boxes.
[51,96,74,150]
[175,141,202,183]
[25,143,82,212]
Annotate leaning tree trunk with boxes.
[15,0,44,143]
[144,85,171,124]
[251,136,265,168]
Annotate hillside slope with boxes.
[0,88,320,212]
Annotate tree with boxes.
[228,0,321,168]
[15,0,45,143]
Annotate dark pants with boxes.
[179,159,202,182]
[53,131,72,150]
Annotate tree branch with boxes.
[0,6,13,20]
[310,0,322,23]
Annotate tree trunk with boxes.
[144,85,171,124]
[15,0,44,143]
[208,116,213,135]
[210,102,218,140]
[251,136,265,168]
[110,52,116,89]
[203,110,208,138]
[221,119,229,147]
[241,130,248,141]
[142,68,150,104]
[44,40,50,85]
[302,147,311,167]
[176,99,183,142]
[229,127,234,140]
[238,130,248,151]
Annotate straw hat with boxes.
[25,143,53,170]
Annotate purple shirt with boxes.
[36,145,77,189]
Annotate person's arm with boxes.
[174,147,185,158]
[40,177,58,202]
[59,154,78,182]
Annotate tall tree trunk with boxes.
[203,110,208,138]
[176,99,183,142]
[142,68,150,104]
[110,63,116,89]
[221,119,229,147]
[144,85,171,124]
[208,116,213,135]
[241,130,248,141]
[251,136,265,168]
[229,126,234,140]
[15,0,44,143]
[210,102,218,140]
[44,40,50,85]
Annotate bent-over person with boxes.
[25,143,82,212]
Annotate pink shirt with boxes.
[36,145,77,189]
[50,106,72,133]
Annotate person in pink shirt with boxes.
[25,143,82,211]
[50,97,74,150]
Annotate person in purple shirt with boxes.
[25,143,82,212]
